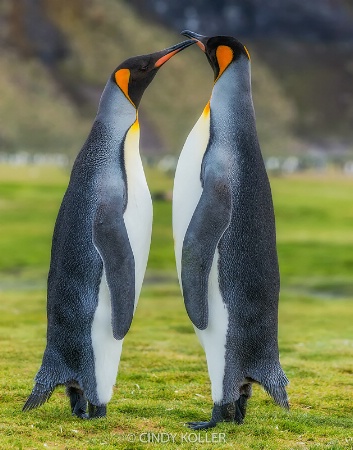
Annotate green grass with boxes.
[272,174,353,295]
[1,165,353,449]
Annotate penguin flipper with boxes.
[181,177,231,330]
[93,197,135,340]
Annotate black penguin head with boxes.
[113,40,195,108]
[181,30,250,81]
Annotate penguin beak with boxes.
[154,39,195,68]
[181,30,208,52]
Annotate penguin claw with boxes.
[73,412,89,420]
[187,420,217,430]
[88,403,107,419]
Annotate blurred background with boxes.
[0,0,353,169]
[1,0,353,291]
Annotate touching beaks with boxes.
[181,30,207,52]
[154,39,196,68]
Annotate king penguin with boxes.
[172,31,289,429]
[23,39,195,419]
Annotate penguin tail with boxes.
[264,384,289,410]
[22,383,54,412]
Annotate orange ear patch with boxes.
[115,68,134,105]
[215,45,233,81]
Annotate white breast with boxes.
[91,270,123,404]
[91,120,152,404]
[172,106,211,284]
[123,121,153,304]
[194,249,229,403]
[173,105,229,404]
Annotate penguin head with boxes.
[181,30,250,82]
[113,40,195,108]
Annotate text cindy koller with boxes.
[121,432,226,444]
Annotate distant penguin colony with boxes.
[22,39,195,419]
[23,30,288,428]
[173,30,288,429]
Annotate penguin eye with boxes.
[140,64,149,72]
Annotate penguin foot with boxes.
[72,405,88,419]
[66,386,87,419]
[88,403,107,419]
[187,402,236,429]
[234,394,248,424]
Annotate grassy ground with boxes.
[0,164,353,449]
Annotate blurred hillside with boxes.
[0,0,352,160]
[130,0,353,154]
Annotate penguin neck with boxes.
[211,58,254,117]
[208,58,261,156]
[96,79,137,132]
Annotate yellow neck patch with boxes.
[203,101,210,116]
[115,68,135,106]
[244,45,251,60]
[130,118,140,133]
[215,45,233,82]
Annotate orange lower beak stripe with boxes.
[154,49,179,68]
[195,40,205,52]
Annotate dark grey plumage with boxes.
[23,117,134,414]
[175,31,289,429]
[23,39,196,418]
